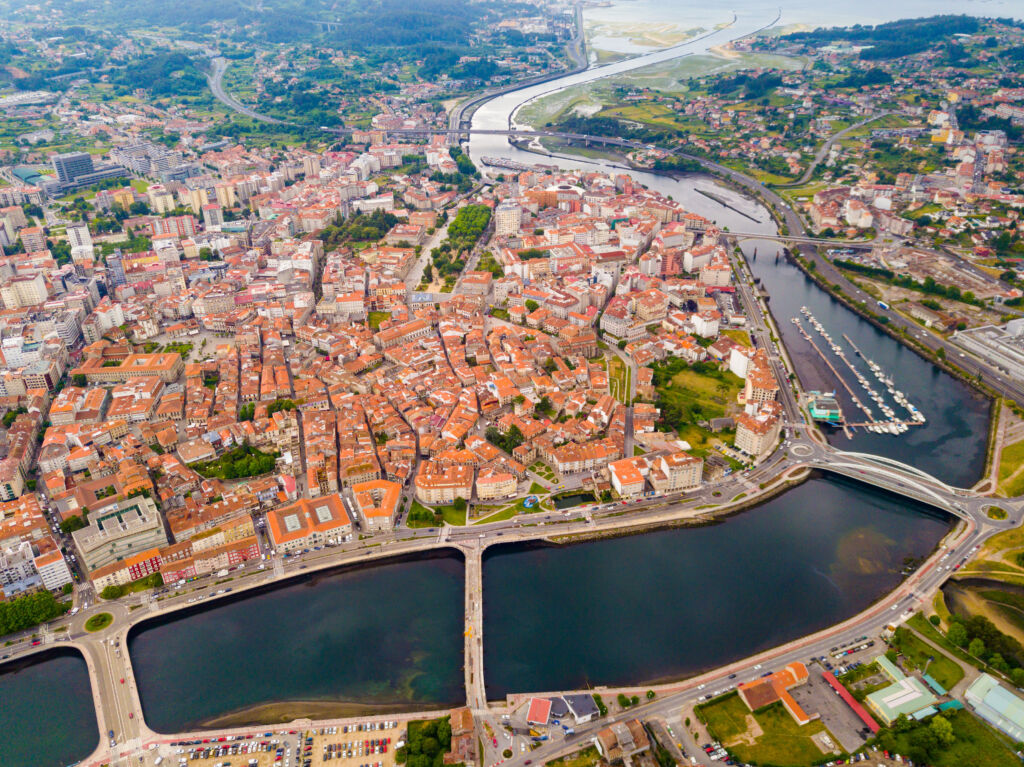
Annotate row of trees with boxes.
[834,259,982,306]
[0,590,69,637]
[447,204,491,252]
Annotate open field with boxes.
[608,356,631,403]
[656,364,742,455]
[875,709,1019,767]
[700,693,835,767]
[891,626,964,690]
[997,439,1024,498]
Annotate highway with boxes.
[206,57,287,124]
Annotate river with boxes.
[128,553,465,733]
[482,476,950,697]
[0,648,99,767]
[467,3,992,487]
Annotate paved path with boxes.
[906,625,979,698]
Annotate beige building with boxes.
[71,497,169,573]
[414,461,473,505]
[735,404,783,458]
[350,479,401,532]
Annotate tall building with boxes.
[52,151,95,184]
[106,250,126,287]
[494,200,522,237]
[66,222,92,249]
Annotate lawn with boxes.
[874,709,1019,767]
[530,461,557,481]
[545,746,601,767]
[607,356,631,403]
[891,626,964,690]
[84,612,113,632]
[700,693,834,767]
[997,439,1024,497]
[721,329,752,347]
[408,499,466,527]
[473,506,518,525]
[367,311,391,330]
[528,482,547,496]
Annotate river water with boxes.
[0,648,99,767]
[483,476,949,697]
[10,4,1003,744]
[128,554,465,733]
[468,2,992,486]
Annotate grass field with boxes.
[721,329,752,347]
[608,356,631,403]
[997,439,1024,497]
[875,709,1019,767]
[891,627,964,690]
[700,693,834,767]
[367,311,390,330]
[656,365,742,455]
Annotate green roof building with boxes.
[865,655,937,725]
[966,673,1024,743]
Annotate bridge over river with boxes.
[18,427,1022,767]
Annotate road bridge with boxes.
[23,435,1024,767]
[725,231,874,248]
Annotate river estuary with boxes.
[0,648,98,767]
[5,3,1005,759]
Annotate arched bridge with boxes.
[798,445,1019,523]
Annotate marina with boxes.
[793,308,925,438]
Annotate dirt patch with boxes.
[812,731,839,755]
[723,714,763,748]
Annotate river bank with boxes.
[483,476,953,698]
[547,467,813,546]
[200,699,444,729]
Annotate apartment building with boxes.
[267,494,352,553]
[414,461,473,505]
[71,496,169,572]
[350,479,401,533]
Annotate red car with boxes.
[120,678,125,684]
[492,738,497,747]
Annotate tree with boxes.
[969,637,986,658]
[101,585,126,600]
[1011,668,1024,688]
[453,497,467,512]
[524,299,539,312]
[646,690,656,700]
[60,515,87,534]
[947,622,968,647]
[930,715,955,748]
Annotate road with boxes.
[206,57,287,124]
[780,112,894,188]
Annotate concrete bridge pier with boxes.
[460,539,487,710]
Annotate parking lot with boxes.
[306,720,399,767]
[788,667,868,753]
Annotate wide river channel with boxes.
[4,4,999,759]
[0,648,99,767]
